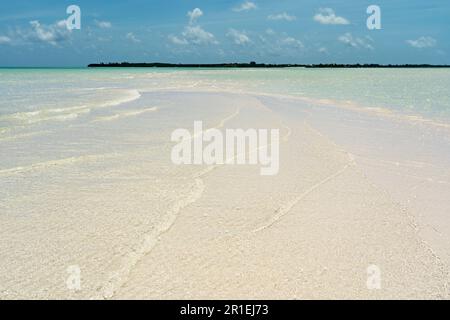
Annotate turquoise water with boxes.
[181,68,450,120]
[1,68,450,133]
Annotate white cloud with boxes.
[168,35,188,45]
[26,20,71,45]
[280,36,303,48]
[0,35,11,44]
[263,29,302,48]
[227,28,251,45]
[265,28,275,36]
[318,47,328,54]
[182,25,218,45]
[314,8,349,25]
[233,1,257,12]
[95,20,112,29]
[126,32,141,43]
[168,8,218,46]
[187,8,203,24]
[268,12,296,22]
[338,33,374,50]
[0,20,72,47]
[406,36,437,48]
[255,28,306,57]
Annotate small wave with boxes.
[96,89,141,108]
[253,155,355,233]
[0,130,50,142]
[80,87,118,91]
[0,153,118,176]
[251,91,450,131]
[314,98,450,130]
[93,107,158,122]
[216,108,240,129]
[1,89,142,125]
[1,106,91,124]
[0,127,10,136]
[121,107,158,117]
[99,177,205,299]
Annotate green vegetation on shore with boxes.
[88,62,450,68]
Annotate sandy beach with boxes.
[1,87,449,299]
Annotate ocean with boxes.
[1,68,450,127]
[2,67,450,299]
[2,67,450,170]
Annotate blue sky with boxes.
[0,0,449,66]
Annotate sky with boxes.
[0,0,449,66]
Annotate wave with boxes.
[304,97,450,130]
[7,108,91,124]
[95,89,141,109]
[251,93,450,131]
[0,127,10,136]
[1,89,142,125]
[92,107,158,123]
[98,177,205,299]
[0,130,50,142]
[216,108,240,129]
[253,153,356,233]
[0,153,118,176]
[1,105,88,123]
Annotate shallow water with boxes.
[1,77,450,298]
[1,68,450,125]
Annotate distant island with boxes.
[88,62,450,68]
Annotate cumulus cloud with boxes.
[188,8,203,24]
[314,8,349,25]
[95,20,112,29]
[280,36,303,48]
[182,25,218,45]
[0,35,11,44]
[24,20,72,46]
[406,36,437,48]
[260,28,304,53]
[265,28,275,35]
[338,33,374,50]
[267,12,296,22]
[168,35,188,45]
[227,28,251,45]
[168,8,218,46]
[233,1,257,12]
[0,20,72,46]
[126,32,141,43]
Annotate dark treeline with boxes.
[88,62,299,68]
[88,62,450,68]
[305,63,450,68]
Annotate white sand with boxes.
[0,91,449,299]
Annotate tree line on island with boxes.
[87,62,450,68]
